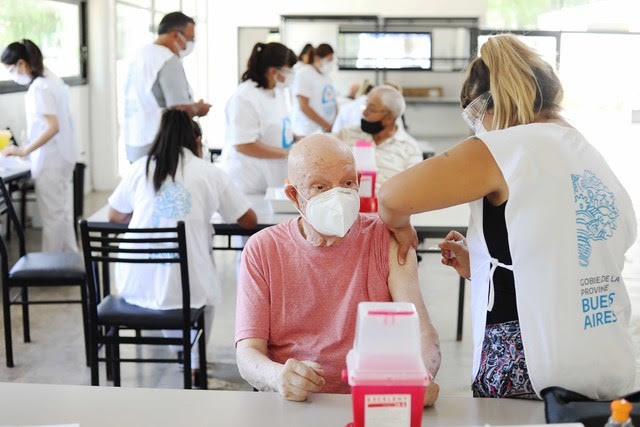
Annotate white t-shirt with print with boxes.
[25,69,79,177]
[221,80,293,194]
[108,149,251,310]
[292,64,337,136]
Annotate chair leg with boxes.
[198,317,207,390]
[20,187,27,229]
[90,324,99,386]
[105,326,113,382]
[2,283,14,367]
[21,287,30,343]
[5,208,10,242]
[183,333,192,389]
[80,283,90,367]
[112,328,121,387]
[456,277,465,342]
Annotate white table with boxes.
[0,156,31,184]
[0,382,545,427]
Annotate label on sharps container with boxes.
[364,394,411,427]
[359,175,373,198]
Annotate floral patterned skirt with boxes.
[471,320,539,400]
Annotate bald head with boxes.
[288,134,355,187]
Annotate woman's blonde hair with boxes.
[460,34,563,130]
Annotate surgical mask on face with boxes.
[9,65,32,86]
[275,69,294,89]
[177,32,195,58]
[360,117,385,135]
[294,186,360,237]
[319,59,334,75]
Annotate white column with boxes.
[88,0,119,191]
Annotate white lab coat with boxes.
[109,149,252,310]
[221,80,293,194]
[291,64,337,136]
[122,44,175,154]
[467,123,637,399]
[25,70,79,252]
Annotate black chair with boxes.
[208,148,222,163]
[80,220,207,389]
[0,177,88,368]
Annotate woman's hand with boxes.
[388,224,418,266]
[2,145,26,157]
[438,230,471,279]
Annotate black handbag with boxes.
[541,386,640,427]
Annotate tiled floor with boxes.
[0,189,638,395]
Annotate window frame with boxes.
[0,0,88,94]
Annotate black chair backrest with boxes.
[208,148,222,163]
[79,220,191,324]
[0,177,27,277]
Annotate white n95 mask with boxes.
[295,187,360,237]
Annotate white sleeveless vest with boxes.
[123,44,175,148]
[467,122,637,400]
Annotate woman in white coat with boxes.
[291,43,338,136]
[1,40,79,252]
[221,42,297,194]
[108,109,257,371]
[378,35,637,400]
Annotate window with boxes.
[0,0,87,93]
[338,32,432,70]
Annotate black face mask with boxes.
[360,118,385,135]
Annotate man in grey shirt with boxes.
[123,11,211,162]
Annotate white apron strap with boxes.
[487,257,514,312]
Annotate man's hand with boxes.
[194,99,211,117]
[388,224,418,266]
[276,358,325,401]
[423,380,439,407]
[438,230,471,280]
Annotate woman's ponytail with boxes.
[241,42,297,88]
[0,39,45,79]
[461,34,563,130]
[21,39,45,78]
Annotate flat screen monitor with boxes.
[338,32,432,70]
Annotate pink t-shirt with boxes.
[235,214,392,393]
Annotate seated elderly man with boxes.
[235,134,440,405]
[336,85,422,193]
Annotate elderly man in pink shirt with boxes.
[235,134,441,405]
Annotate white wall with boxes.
[209,0,488,146]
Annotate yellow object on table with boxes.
[0,129,12,150]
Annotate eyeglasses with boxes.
[461,91,491,131]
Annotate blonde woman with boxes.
[378,35,636,400]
